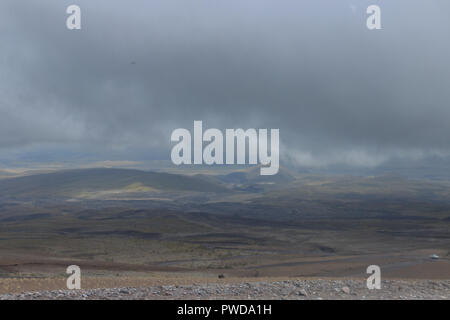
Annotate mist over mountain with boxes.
[1,0,450,175]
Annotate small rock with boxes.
[342,286,350,294]
[298,289,308,296]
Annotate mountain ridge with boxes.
[0,168,230,198]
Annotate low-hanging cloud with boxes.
[1,0,450,168]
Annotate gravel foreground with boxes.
[0,279,449,300]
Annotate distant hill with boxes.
[0,168,230,198]
[218,166,296,185]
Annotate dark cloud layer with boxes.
[1,0,449,168]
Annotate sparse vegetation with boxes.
[0,168,449,295]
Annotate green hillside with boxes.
[0,168,229,198]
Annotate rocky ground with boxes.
[0,279,448,300]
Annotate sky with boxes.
[0,0,449,170]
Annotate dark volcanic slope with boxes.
[219,166,296,185]
[0,168,229,198]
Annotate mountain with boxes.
[218,166,296,185]
[0,168,229,199]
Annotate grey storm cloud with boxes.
[0,0,450,167]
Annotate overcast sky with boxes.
[0,0,449,168]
